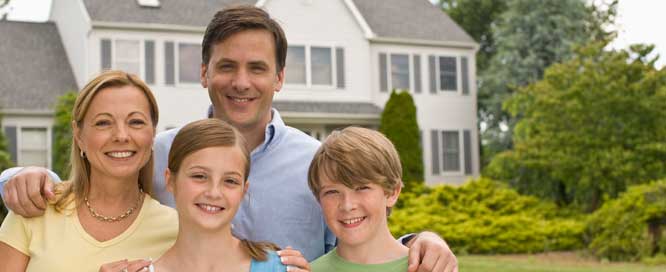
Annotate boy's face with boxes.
[317,175,400,247]
[200,29,284,132]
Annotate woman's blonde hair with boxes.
[54,70,159,212]
[168,118,278,260]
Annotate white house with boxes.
[0,0,479,185]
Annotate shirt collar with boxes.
[252,108,285,156]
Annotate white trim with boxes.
[342,0,375,39]
[279,112,380,125]
[0,110,54,116]
[92,21,205,34]
[78,0,92,28]
[370,37,478,50]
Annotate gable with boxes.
[352,0,476,45]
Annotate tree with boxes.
[379,90,424,191]
[478,0,617,166]
[52,92,77,178]
[0,0,11,20]
[485,42,666,211]
[438,0,508,72]
[0,110,13,223]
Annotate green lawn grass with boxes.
[458,253,666,272]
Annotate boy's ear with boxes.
[386,183,402,208]
[243,180,249,195]
[165,168,175,194]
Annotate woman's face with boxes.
[75,85,155,182]
[167,145,248,232]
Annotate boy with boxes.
[308,127,408,271]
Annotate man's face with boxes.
[200,29,284,132]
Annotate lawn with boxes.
[458,252,666,272]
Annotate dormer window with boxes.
[137,0,160,8]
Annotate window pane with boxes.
[286,46,306,84]
[22,128,47,149]
[114,40,140,76]
[21,151,48,167]
[442,131,460,171]
[178,43,202,83]
[439,56,457,91]
[20,128,48,167]
[164,41,175,85]
[391,54,410,90]
[311,47,332,85]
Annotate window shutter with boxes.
[428,55,436,94]
[4,126,17,164]
[413,55,421,93]
[379,53,388,92]
[164,41,175,85]
[336,47,345,89]
[101,39,112,70]
[463,130,472,175]
[144,40,155,84]
[461,56,469,95]
[431,130,440,175]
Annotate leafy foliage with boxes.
[380,91,424,190]
[0,110,12,223]
[586,181,666,261]
[390,178,585,254]
[485,43,666,211]
[52,92,77,178]
[438,0,507,72]
[478,0,617,165]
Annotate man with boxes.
[1,6,457,272]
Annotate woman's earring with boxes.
[80,150,85,158]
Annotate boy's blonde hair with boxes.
[308,127,403,200]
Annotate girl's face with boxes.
[166,145,248,232]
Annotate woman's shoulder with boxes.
[250,250,287,272]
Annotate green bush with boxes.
[586,180,666,262]
[380,90,424,191]
[390,178,585,254]
[52,91,77,178]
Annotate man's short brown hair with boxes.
[201,5,287,73]
[308,127,403,200]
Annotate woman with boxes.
[0,70,178,272]
[146,118,287,271]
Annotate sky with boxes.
[3,0,665,68]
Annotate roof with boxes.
[273,101,382,115]
[83,0,254,27]
[0,21,77,112]
[82,0,475,44]
[351,0,475,44]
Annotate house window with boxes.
[439,56,457,91]
[19,128,48,168]
[285,45,344,88]
[178,43,202,84]
[428,55,468,94]
[311,47,332,85]
[431,129,471,174]
[100,38,155,84]
[391,54,410,90]
[380,53,421,93]
[114,40,141,76]
[441,131,460,171]
[286,46,306,84]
